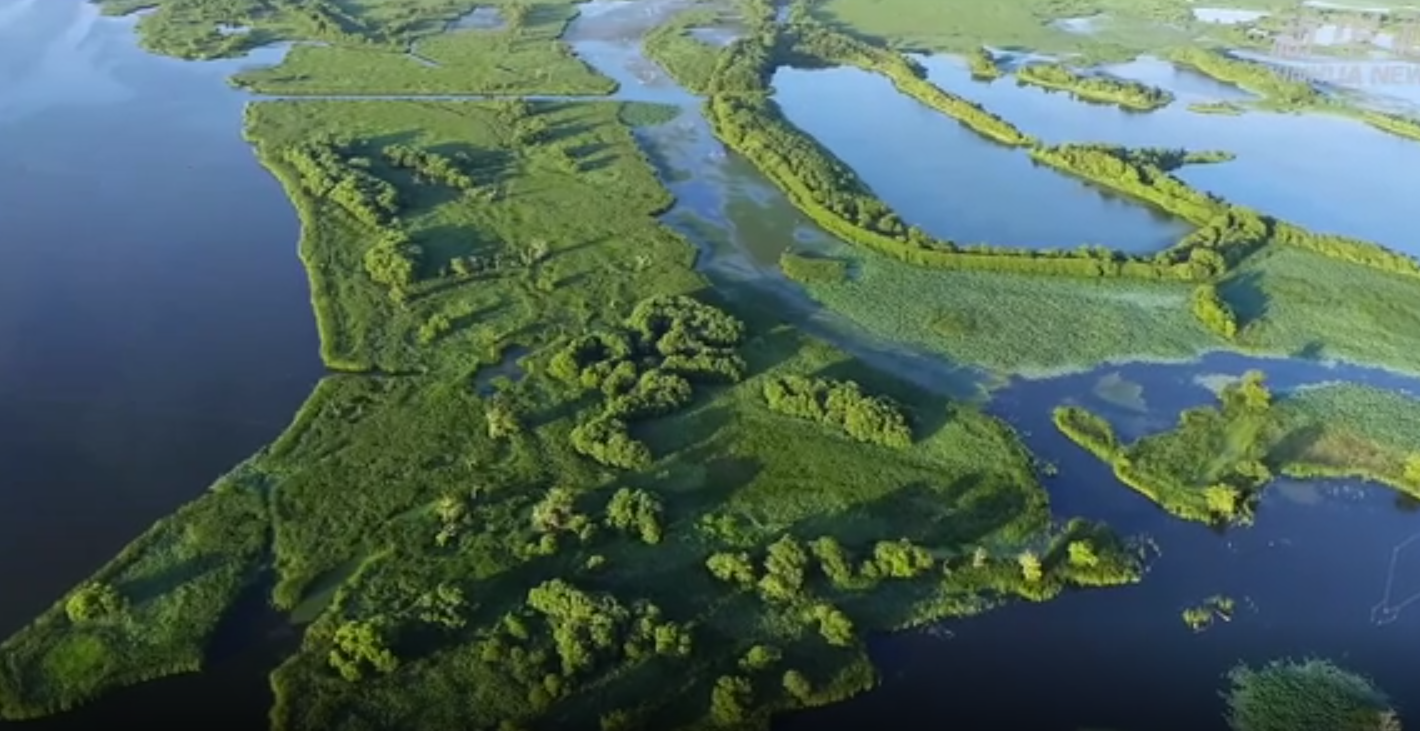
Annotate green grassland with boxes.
[0,99,1144,726]
[104,0,615,95]
[642,6,728,95]
[245,99,701,372]
[1053,373,1420,524]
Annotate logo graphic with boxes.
[1269,7,1420,86]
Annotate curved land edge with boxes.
[1053,373,1420,526]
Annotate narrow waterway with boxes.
[5,0,1420,729]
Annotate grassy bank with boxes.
[0,467,271,718]
[1053,374,1420,525]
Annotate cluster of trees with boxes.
[281,136,437,298]
[328,618,400,681]
[553,296,747,470]
[1029,143,1229,225]
[604,488,664,544]
[1192,283,1241,340]
[362,229,424,293]
[707,534,943,598]
[523,580,691,679]
[284,137,400,228]
[64,582,127,623]
[1016,63,1175,111]
[383,144,476,191]
[762,375,913,448]
[327,582,469,681]
[1170,47,1319,106]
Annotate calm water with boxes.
[0,0,318,723]
[771,65,1192,253]
[916,54,1420,255]
[782,354,1420,731]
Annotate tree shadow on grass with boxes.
[789,473,1027,551]
[1219,270,1269,331]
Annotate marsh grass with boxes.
[643,7,726,94]
[0,96,1145,727]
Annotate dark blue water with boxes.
[0,0,317,726]
[781,352,1420,731]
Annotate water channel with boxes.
[3,0,1419,728]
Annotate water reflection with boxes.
[771,65,1191,253]
[918,54,1420,255]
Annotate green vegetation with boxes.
[1189,101,1246,116]
[110,0,616,95]
[245,99,702,372]
[1016,63,1175,111]
[1169,48,1319,107]
[1191,283,1240,340]
[1224,659,1400,731]
[761,375,914,448]
[0,92,1149,727]
[0,471,269,718]
[779,251,848,284]
[967,47,1001,80]
[1181,594,1235,632]
[1055,373,1420,524]
[1359,110,1420,143]
[643,7,725,94]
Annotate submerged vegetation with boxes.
[1016,62,1175,111]
[1225,659,1400,731]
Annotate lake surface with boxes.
[0,0,319,723]
[771,65,1192,253]
[914,54,1420,255]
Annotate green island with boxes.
[1016,62,1175,111]
[8,0,1420,728]
[1182,595,1237,632]
[1054,372,1420,525]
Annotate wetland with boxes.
[3,0,1420,729]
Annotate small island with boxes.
[1016,62,1175,111]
